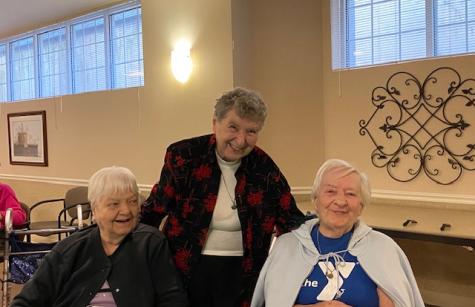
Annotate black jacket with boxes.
[141,134,305,306]
[11,223,188,307]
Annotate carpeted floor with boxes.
[0,265,23,305]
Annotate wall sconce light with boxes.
[171,41,192,83]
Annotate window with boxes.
[0,1,143,103]
[332,0,475,69]
[0,44,6,102]
[71,18,106,93]
[10,37,35,100]
[111,7,144,88]
[38,28,68,97]
[435,0,475,55]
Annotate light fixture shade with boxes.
[171,43,192,83]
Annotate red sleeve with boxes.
[0,186,27,228]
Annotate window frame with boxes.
[9,36,36,101]
[37,27,69,98]
[0,0,142,103]
[110,7,144,89]
[0,44,8,101]
[332,0,475,70]
[70,16,108,94]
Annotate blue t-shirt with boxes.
[294,226,378,307]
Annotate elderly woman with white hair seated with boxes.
[251,159,424,307]
[11,166,188,307]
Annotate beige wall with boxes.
[2,0,475,204]
[1,1,474,304]
[1,0,234,203]
[321,0,475,197]
[232,0,325,188]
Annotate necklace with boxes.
[316,228,348,279]
[221,174,238,210]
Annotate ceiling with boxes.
[0,0,125,39]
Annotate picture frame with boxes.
[7,111,48,166]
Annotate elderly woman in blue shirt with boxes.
[251,159,424,307]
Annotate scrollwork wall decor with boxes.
[359,67,475,185]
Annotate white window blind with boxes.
[332,0,475,69]
[0,44,6,102]
[111,7,144,88]
[0,1,143,103]
[10,37,35,101]
[71,17,106,93]
[435,0,475,55]
[38,28,68,97]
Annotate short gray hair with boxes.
[214,87,267,124]
[88,166,139,207]
[310,159,371,207]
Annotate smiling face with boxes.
[315,169,363,238]
[93,190,139,244]
[213,108,263,162]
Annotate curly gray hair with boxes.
[214,87,267,124]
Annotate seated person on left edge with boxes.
[251,159,424,307]
[0,182,27,229]
[11,166,188,307]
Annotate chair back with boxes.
[18,202,30,229]
[64,187,90,220]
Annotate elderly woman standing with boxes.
[251,159,424,307]
[141,87,304,307]
[11,166,188,307]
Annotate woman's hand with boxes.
[294,301,352,307]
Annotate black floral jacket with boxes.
[141,134,304,307]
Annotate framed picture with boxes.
[7,111,48,166]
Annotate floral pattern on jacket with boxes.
[141,134,305,307]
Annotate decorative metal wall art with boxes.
[359,67,475,185]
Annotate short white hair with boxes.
[310,159,371,207]
[88,166,138,207]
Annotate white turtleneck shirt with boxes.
[201,153,243,256]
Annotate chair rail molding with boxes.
[2,175,474,209]
[0,173,153,191]
[258,185,475,210]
